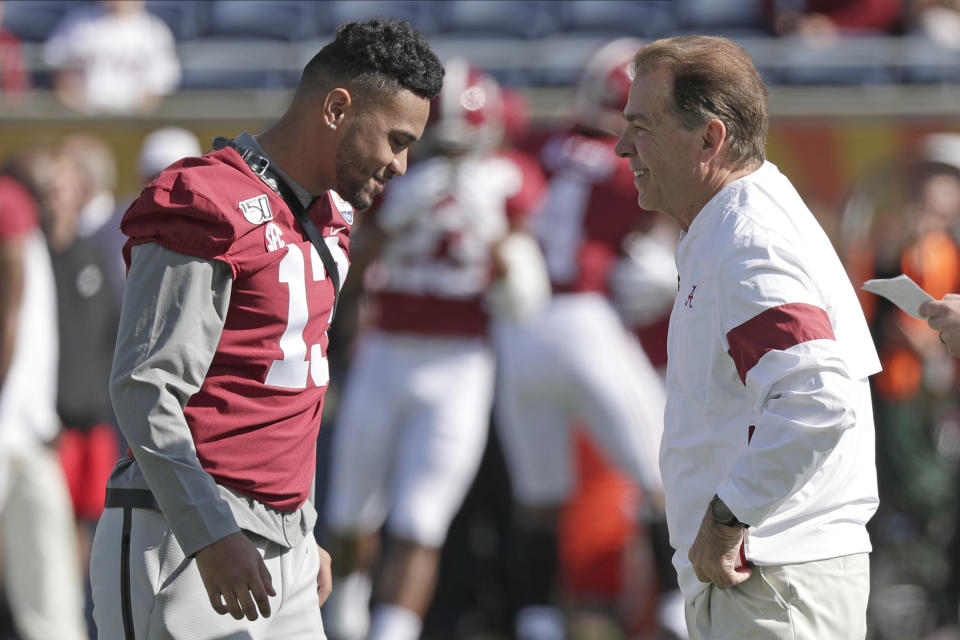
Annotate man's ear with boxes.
[701,119,727,163]
[323,88,352,128]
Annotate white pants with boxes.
[325,332,494,547]
[0,445,88,640]
[90,507,325,640]
[685,553,870,639]
[493,293,665,505]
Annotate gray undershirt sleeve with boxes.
[109,242,238,556]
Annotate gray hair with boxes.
[633,36,768,169]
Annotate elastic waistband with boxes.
[105,487,160,511]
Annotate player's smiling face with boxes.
[334,88,430,210]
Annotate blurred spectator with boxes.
[852,132,960,638]
[57,134,125,294]
[908,0,960,49]
[0,1,28,108]
[43,0,180,114]
[12,144,122,636]
[0,173,87,640]
[491,38,680,640]
[92,126,203,292]
[322,59,547,640]
[137,126,202,184]
[766,0,904,41]
[58,134,116,238]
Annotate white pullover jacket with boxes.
[663,161,881,601]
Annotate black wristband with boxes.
[710,494,748,528]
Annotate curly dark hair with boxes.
[298,18,444,103]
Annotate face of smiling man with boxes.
[614,66,709,230]
[333,88,430,210]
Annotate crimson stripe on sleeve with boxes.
[726,302,835,384]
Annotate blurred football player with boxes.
[322,59,547,640]
[492,38,681,640]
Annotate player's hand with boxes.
[316,543,333,606]
[688,507,752,589]
[194,532,276,621]
[920,294,960,357]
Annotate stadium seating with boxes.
[555,0,676,38]
[2,0,80,42]
[434,0,559,39]
[205,0,323,41]
[2,0,958,90]
[323,1,439,36]
[672,0,771,37]
[145,0,209,41]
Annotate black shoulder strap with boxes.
[213,137,341,322]
[273,177,342,323]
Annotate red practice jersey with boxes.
[369,149,545,336]
[535,130,648,294]
[121,147,351,511]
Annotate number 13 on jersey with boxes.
[265,239,348,389]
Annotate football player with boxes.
[88,19,443,640]
[492,38,680,640]
[322,59,547,640]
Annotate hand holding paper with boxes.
[864,276,960,357]
[861,275,934,319]
[917,292,960,357]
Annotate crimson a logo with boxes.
[684,284,697,308]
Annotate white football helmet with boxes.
[572,38,644,136]
[425,58,506,153]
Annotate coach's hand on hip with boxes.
[195,532,276,620]
[689,505,753,589]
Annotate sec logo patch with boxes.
[264,222,285,251]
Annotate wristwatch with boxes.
[710,494,748,528]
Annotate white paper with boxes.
[861,274,934,319]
